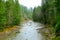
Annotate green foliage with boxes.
[54,0,60,33]
[41,0,60,35]
[32,0,60,35]
[20,5,33,20]
[0,0,7,31]
[32,6,41,22]
[0,0,21,31]
[52,36,60,40]
[12,0,20,25]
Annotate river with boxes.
[0,20,45,40]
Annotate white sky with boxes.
[19,0,42,8]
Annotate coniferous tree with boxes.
[0,0,7,31]
[13,0,21,25]
[0,0,21,31]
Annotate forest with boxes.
[33,0,60,39]
[0,0,60,40]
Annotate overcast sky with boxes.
[19,0,42,8]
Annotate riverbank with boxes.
[0,26,20,38]
[0,20,44,40]
[0,19,28,39]
[0,20,59,40]
[37,25,54,40]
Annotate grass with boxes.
[52,36,60,40]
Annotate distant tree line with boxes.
[20,5,33,20]
[32,0,60,35]
[32,6,41,22]
[0,0,20,31]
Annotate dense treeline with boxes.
[0,0,20,31]
[32,6,41,22]
[20,5,33,20]
[40,0,57,28]
[41,0,60,35]
[32,0,60,35]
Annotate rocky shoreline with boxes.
[37,25,54,40]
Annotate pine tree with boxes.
[13,0,20,25]
[0,0,7,31]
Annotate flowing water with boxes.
[0,20,44,40]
